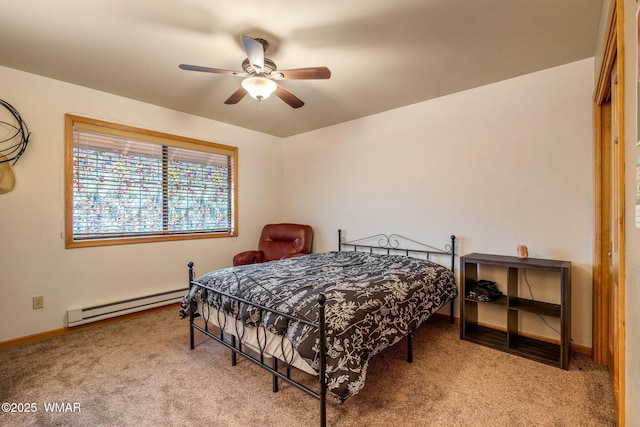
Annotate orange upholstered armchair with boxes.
[233,223,313,266]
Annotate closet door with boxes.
[593,2,625,425]
[609,56,624,424]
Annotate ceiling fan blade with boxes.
[275,85,304,109]
[224,87,248,104]
[273,66,331,80]
[241,35,265,70]
[179,64,242,76]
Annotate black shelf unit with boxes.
[460,253,571,369]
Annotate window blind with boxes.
[71,125,234,241]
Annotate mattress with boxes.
[196,300,316,375]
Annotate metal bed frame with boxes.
[187,230,456,427]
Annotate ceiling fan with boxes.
[179,36,331,108]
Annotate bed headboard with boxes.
[337,230,456,273]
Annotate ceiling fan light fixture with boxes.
[179,35,330,108]
[242,76,277,101]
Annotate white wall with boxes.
[282,58,595,347]
[0,58,597,350]
[0,66,283,341]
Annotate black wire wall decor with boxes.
[0,98,31,165]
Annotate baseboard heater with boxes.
[67,288,187,327]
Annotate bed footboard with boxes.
[187,262,328,427]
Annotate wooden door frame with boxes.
[593,1,626,425]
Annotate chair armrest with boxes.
[233,250,264,266]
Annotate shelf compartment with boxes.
[463,324,507,350]
[509,297,561,318]
[509,334,561,367]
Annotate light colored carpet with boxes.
[0,306,614,426]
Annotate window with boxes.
[64,115,237,248]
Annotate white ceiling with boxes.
[0,0,603,137]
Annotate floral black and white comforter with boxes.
[179,251,457,403]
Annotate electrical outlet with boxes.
[33,296,44,309]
